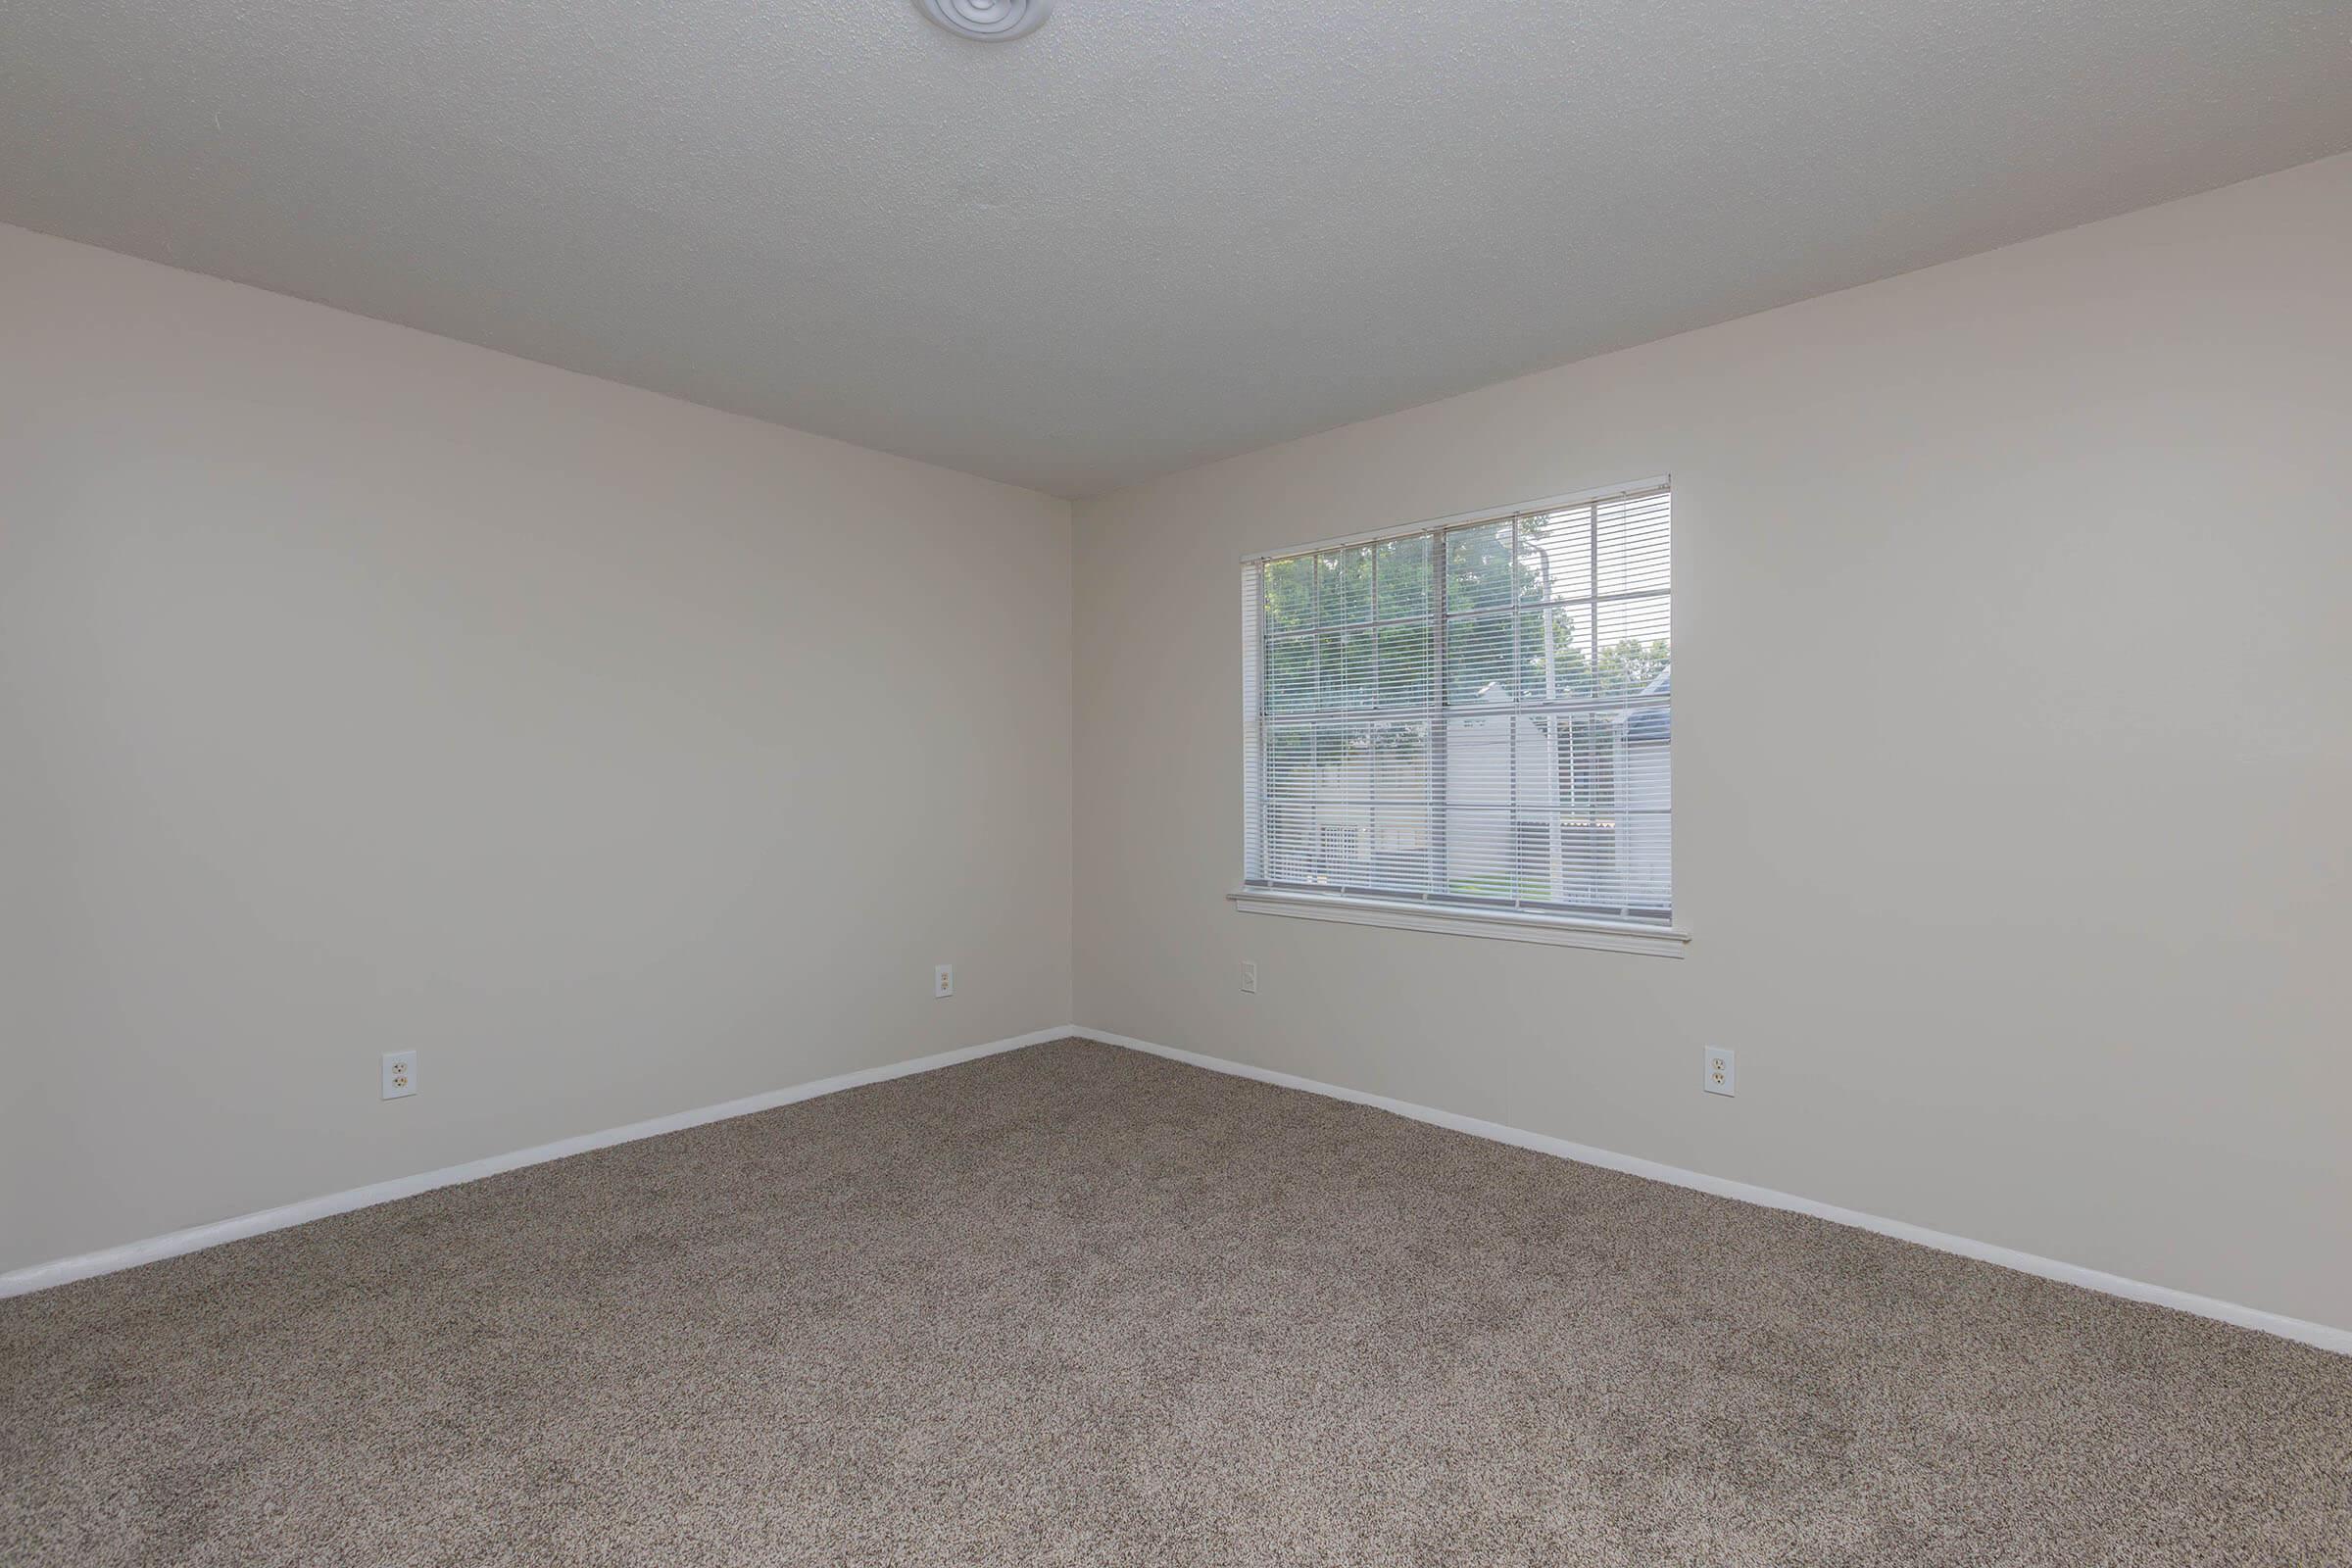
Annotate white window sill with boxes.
[1227,888,1690,957]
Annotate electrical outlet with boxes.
[1240,960,1257,994]
[934,964,954,999]
[1704,1047,1735,1097]
[381,1051,417,1101]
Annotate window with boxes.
[1237,482,1682,954]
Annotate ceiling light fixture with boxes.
[916,0,1053,41]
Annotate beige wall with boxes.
[0,224,1073,1273]
[1072,154,2352,1333]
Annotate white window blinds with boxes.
[1242,484,1672,925]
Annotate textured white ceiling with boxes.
[5,2,2349,497]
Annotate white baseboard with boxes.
[1074,1026,2352,1357]
[0,1027,1069,1300]
[15,1022,2347,1358]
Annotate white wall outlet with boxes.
[1240,960,1257,994]
[381,1051,417,1101]
[933,964,954,999]
[1704,1047,1735,1097]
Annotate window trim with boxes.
[1228,886,1690,957]
[1240,475,1678,952]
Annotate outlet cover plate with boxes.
[382,1051,417,1101]
[1704,1047,1735,1097]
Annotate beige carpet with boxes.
[4,1039,2346,1566]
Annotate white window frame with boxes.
[1231,477,1689,958]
